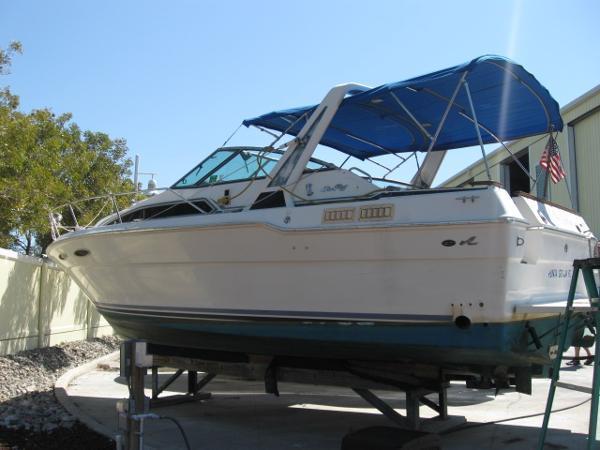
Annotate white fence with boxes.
[0,248,113,355]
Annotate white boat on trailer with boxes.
[47,55,596,394]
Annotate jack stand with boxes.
[150,367,214,407]
[116,340,215,449]
[116,340,152,450]
[353,383,448,431]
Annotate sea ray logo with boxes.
[459,236,478,246]
[321,184,348,192]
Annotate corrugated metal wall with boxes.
[574,109,600,236]
[442,85,600,236]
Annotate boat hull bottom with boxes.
[100,308,583,377]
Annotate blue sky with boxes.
[1,0,599,187]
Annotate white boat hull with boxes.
[52,219,589,324]
[47,186,595,374]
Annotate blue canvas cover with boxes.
[243,55,563,160]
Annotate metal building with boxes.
[441,84,600,236]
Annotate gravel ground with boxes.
[0,337,120,449]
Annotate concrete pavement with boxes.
[59,354,595,449]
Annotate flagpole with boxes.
[542,134,551,200]
[539,131,568,203]
[553,131,575,209]
[563,172,575,209]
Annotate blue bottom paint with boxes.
[100,308,584,368]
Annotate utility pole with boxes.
[134,155,140,192]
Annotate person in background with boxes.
[567,313,595,366]
[567,346,593,366]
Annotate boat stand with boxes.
[353,385,448,430]
[116,340,452,448]
[150,367,214,407]
[117,341,216,450]
[535,257,600,450]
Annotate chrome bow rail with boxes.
[48,187,218,240]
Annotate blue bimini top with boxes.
[243,55,563,160]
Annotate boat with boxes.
[47,55,596,393]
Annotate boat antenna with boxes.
[221,123,243,147]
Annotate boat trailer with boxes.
[116,340,451,449]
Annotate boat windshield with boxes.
[172,147,335,188]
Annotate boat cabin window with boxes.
[172,148,334,188]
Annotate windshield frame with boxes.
[171,147,337,189]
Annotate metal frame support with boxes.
[109,195,123,224]
[119,340,453,448]
[119,340,215,449]
[406,390,421,430]
[252,82,371,206]
[129,363,146,450]
[188,370,198,395]
[353,383,449,431]
[411,71,468,188]
[151,368,183,399]
[439,382,448,420]
[463,80,492,181]
[566,124,579,210]
[353,388,411,428]
[389,91,433,141]
[417,381,449,421]
[196,372,217,392]
[150,367,215,408]
[457,110,535,184]
[67,204,80,229]
[119,340,150,450]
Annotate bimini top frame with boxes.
[243,55,563,190]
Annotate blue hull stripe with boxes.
[96,302,453,322]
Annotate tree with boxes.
[0,41,22,74]
[0,41,22,110]
[0,42,133,255]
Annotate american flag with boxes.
[540,135,566,184]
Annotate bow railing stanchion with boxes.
[110,194,123,224]
[47,187,222,241]
[49,212,58,240]
[68,204,79,230]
